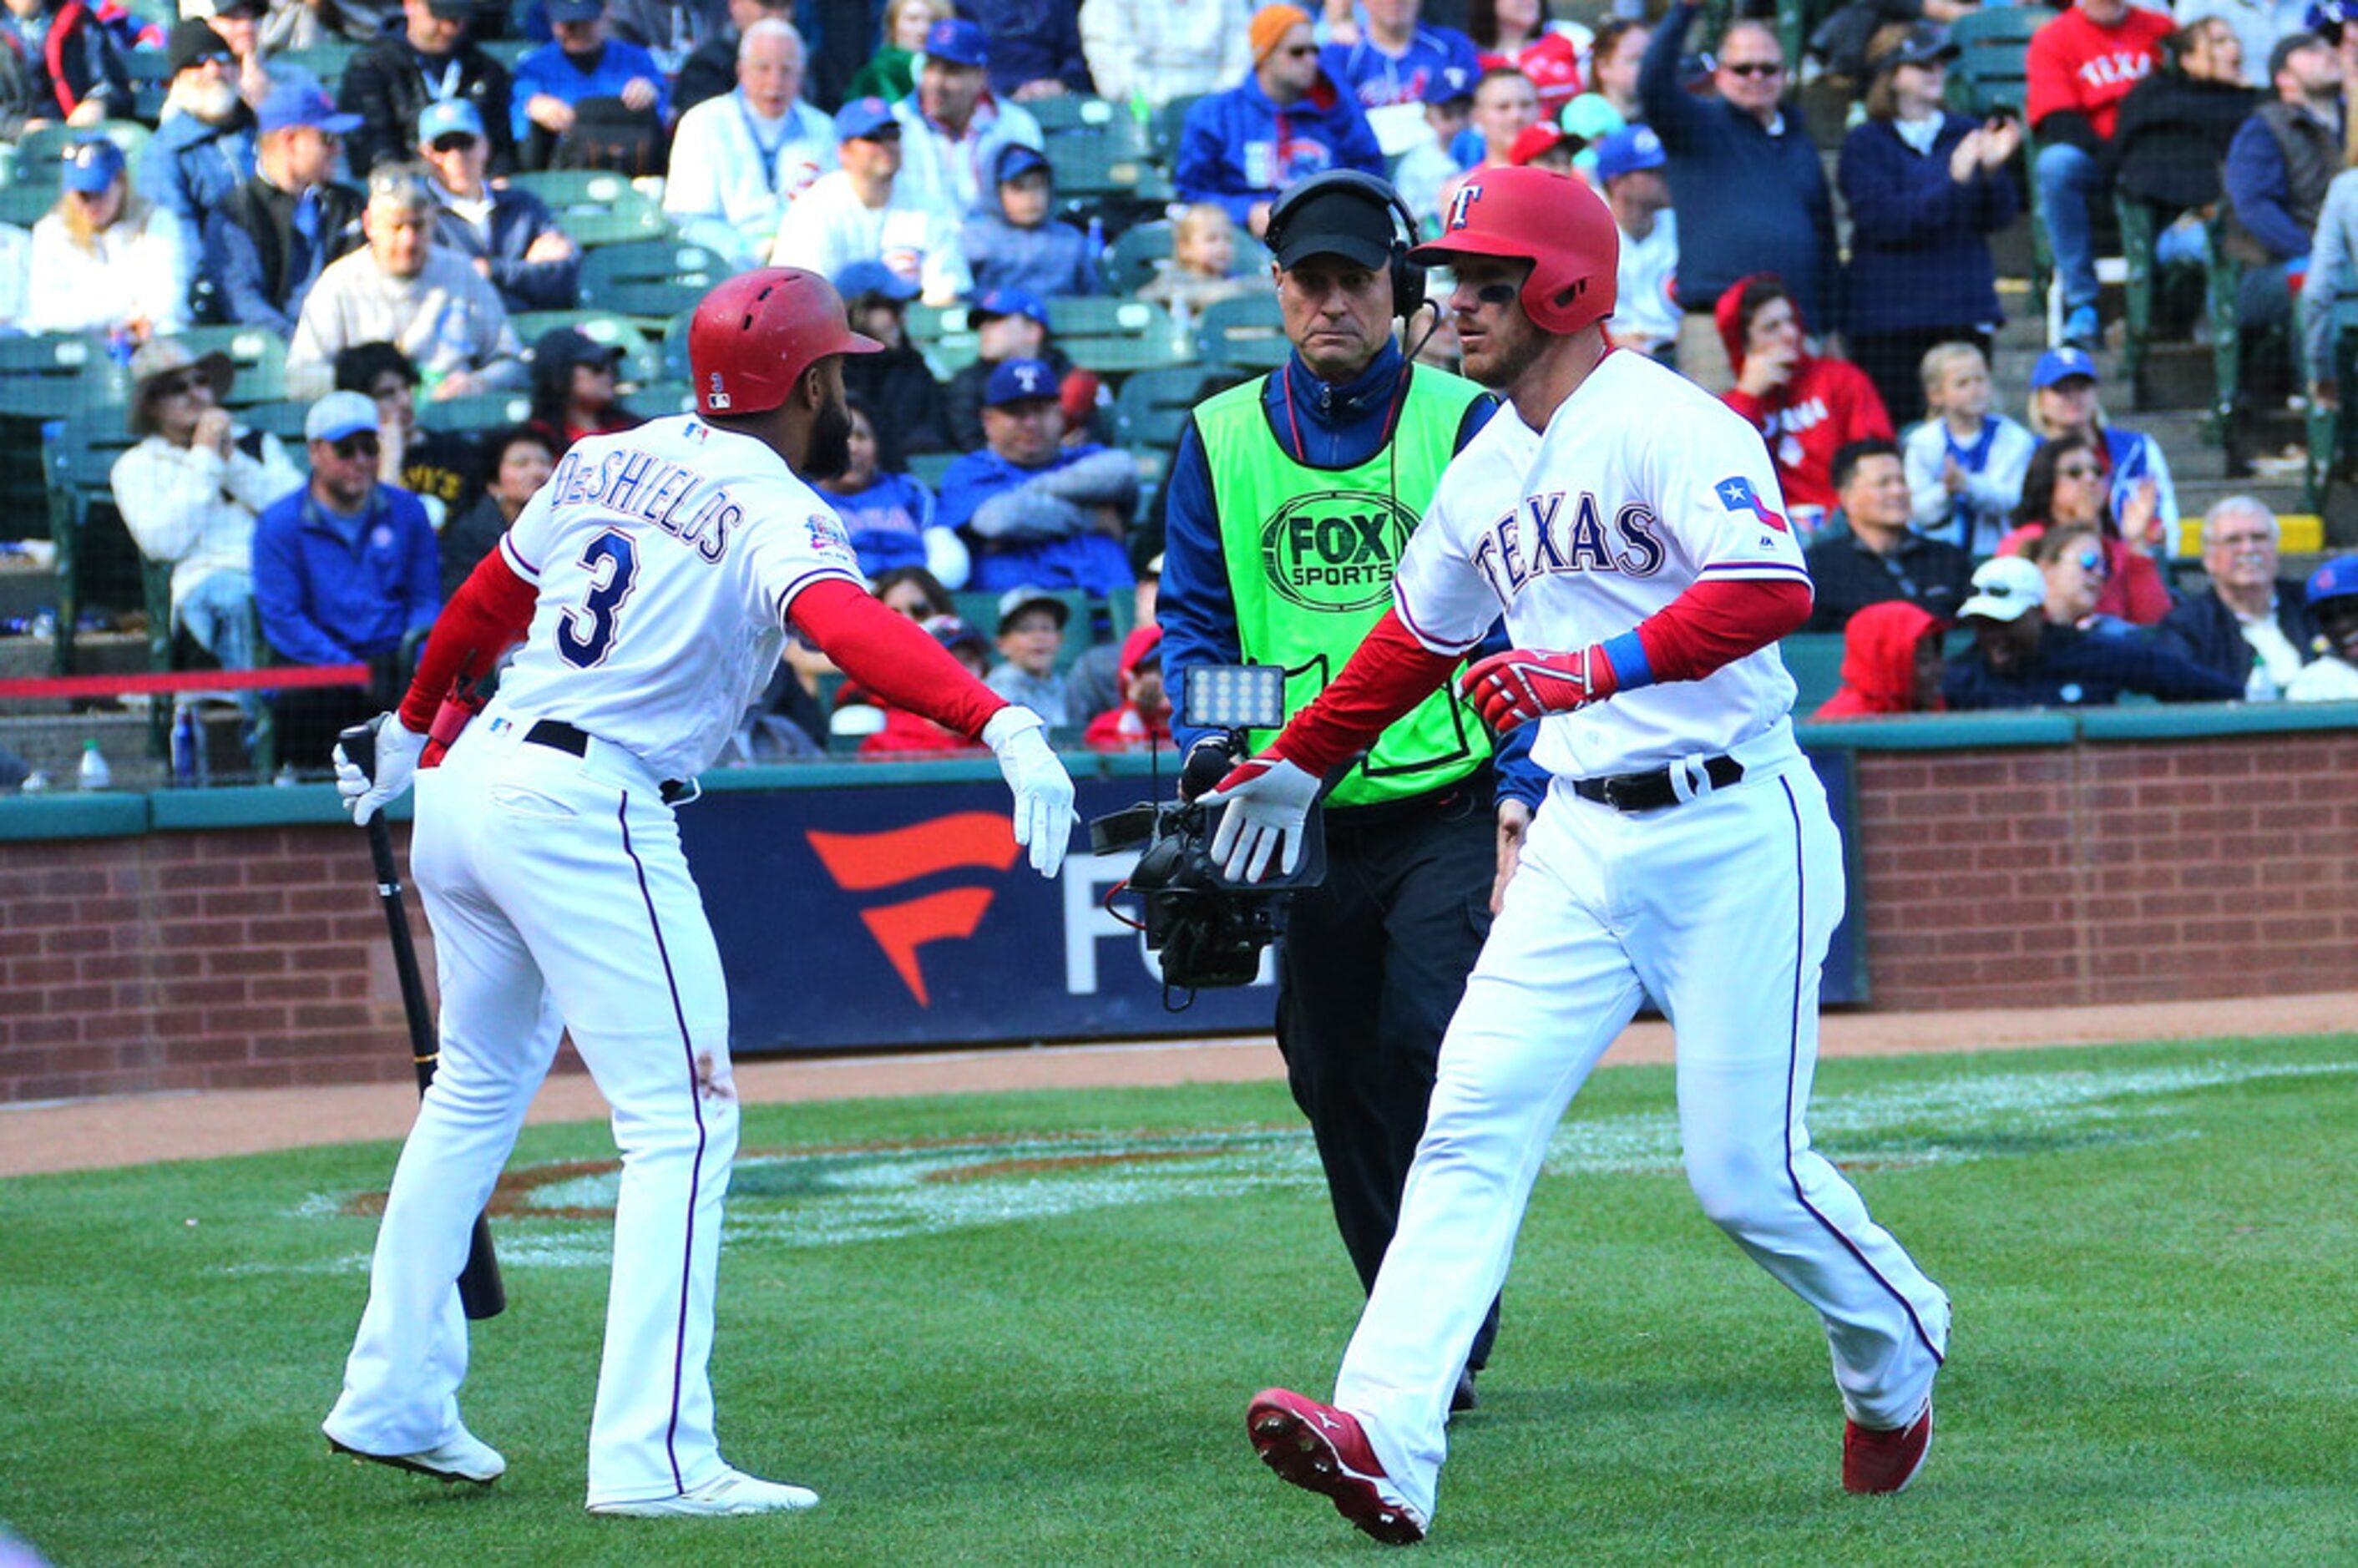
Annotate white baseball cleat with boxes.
[587,1468,820,1518]
[328,1425,506,1485]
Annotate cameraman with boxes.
[1161,169,1543,1412]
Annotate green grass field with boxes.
[5,1034,2357,1567]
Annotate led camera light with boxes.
[1182,665,1286,732]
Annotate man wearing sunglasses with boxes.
[251,389,443,766]
[1175,3,1385,238]
[1637,3,1835,393]
[417,98,578,312]
[144,18,259,300]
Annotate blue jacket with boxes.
[511,38,669,139]
[1639,2,1836,326]
[1159,339,1544,810]
[963,212,1099,298]
[139,109,256,273]
[253,483,440,665]
[433,185,579,313]
[1838,114,2016,336]
[1320,27,1480,114]
[1174,73,1385,227]
[827,469,939,578]
[1940,623,2243,711]
[2223,108,2330,261]
[957,0,1091,98]
[939,444,1137,595]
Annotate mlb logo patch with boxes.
[1715,476,1788,534]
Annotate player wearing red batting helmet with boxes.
[690,266,880,419]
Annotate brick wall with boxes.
[4,727,2356,1103]
[1855,730,2358,1009]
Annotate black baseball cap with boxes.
[1268,182,1397,271]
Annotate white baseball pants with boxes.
[323,716,742,1508]
[1333,756,1951,1524]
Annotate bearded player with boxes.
[1207,169,1951,1544]
[320,268,1075,1516]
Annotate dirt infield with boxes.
[3,990,2350,1179]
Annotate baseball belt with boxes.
[1571,754,1744,812]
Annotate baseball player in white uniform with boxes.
[320,268,1076,1516]
[1204,169,1950,1544]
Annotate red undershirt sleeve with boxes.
[397,545,540,734]
[788,579,1009,741]
[1633,577,1813,685]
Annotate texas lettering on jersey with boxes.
[1470,489,1666,604]
[545,442,743,564]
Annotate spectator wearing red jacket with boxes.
[1715,273,1894,536]
[1812,599,1948,720]
[1083,624,1171,751]
[2026,0,2173,351]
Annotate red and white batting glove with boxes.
[1201,751,1320,883]
[1457,645,1620,735]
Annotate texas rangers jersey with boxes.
[1390,349,1810,779]
[490,415,866,781]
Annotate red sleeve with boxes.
[1276,608,1461,776]
[2024,13,2076,127]
[788,579,1008,741]
[2116,552,2173,625]
[1635,577,1814,685]
[1722,387,1770,429]
[397,544,539,733]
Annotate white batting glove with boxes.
[983,706,1075,878]
[1201,751,1319,883]
[331,713,427,826]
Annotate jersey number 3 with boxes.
[556,530,639,669]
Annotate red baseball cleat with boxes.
[1245,1388,1427,1545]
[1842,1400,1935,1494]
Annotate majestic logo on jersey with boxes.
[1444,181,1484,233]
[1471,490,1666,601]
[1715,475,1788,534]
[1257,488,1416,613]
[807,813,1020,1006]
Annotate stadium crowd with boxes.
[3,0,2356,784]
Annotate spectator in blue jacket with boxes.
[1941,555,2242,710]
[959,0,1092,99]
[2221,31,2343,336]
[818,395,968,583]
[253,389,442,766]
[201,81,366,331]
[1175,3,1384,237]
[1320,0,1480,154]
[513,0,668,159]
[143,19,258,306]
[963,141,1099,297]
[1639,1,1835,393]
[416,98,579,311]
[1838,23,2021,426]
[940,357,1140,594]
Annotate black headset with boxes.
[1262,169,1428,325]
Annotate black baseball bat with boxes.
[342,722,506,1322]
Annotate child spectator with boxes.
[1136,202,1260,319]
[2285,556,2358,699]
[1716,272,1894,536]
[524,325,642,456]
[1997,432,2172,625]
[26,138,187,338]
[964,143,1099,298]
[1470,0,1585,120]
[1837,23,2020,426]
[845,0,948,104]
[2025,346,2178,547]
[334,341,481,529]
[1084,623,1171,750]
[836,260,953,464]
[817,396,968,584]
[1810,599,1947,720]
[944,286,1073,452]
[1391,65,1475,229]
[438,422,552,600]
[1903,341,2035,558]
[985,585,1073,724]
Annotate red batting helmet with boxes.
[689,266,881,418]
[1409,166,1619,335]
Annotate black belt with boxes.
[524,720,694,805]
[1571,755,1744,812]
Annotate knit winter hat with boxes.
[1250,4,1313,63]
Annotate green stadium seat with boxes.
[626,381,697,418]
[1042,123,1166,202]
[12,120,151,187]
[42,418,144,676]
[417,391,532,431]
[0,183,53,227]
[576,239,731,323]
[1153,94,1205,164]
[510,310,664,385]
[0,334,123,418]
[169,326,288,408]
[660,308,694,379]
[907,449,959,489]
[1195,293,1288,372]
[1945,7,2053,118]
[1779,632,1849,716]
[1028,94,1126,136]
[501,169,670,248]
[1104,220,1172,294]
[1113,366,1226,451]
[274,41,360,85]
[1048,296,1199,375]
